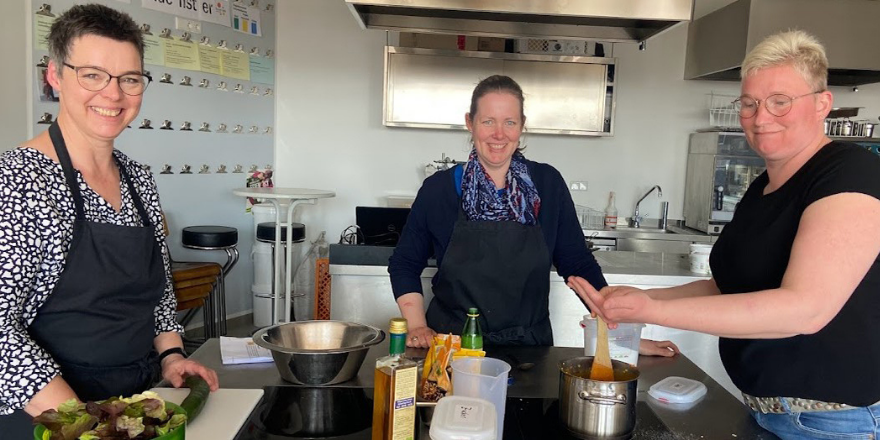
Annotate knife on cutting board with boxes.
[150,387,263,440]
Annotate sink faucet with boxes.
[632,185,662,228]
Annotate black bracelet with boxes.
[158,347,187,363]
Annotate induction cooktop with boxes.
[232,387,673,440]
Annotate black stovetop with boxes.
[232,387,673,440]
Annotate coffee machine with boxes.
[683,132,765,235]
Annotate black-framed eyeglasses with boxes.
[733,91,823,118]
[62,63,152,96]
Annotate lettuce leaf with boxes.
[59,413,97,440]
[57,399,84,414]
[116,415,145,438]
[141,398,167,421]
[36,393,184,440]
[156,413,186,436]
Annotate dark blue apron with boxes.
[426,209,553,346]
[0,122,166,437]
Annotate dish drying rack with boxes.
[576,205,605,229]
[707,92,741,131]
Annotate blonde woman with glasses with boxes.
[569,30,880,439]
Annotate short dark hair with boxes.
[47,4,144,69]
[467,75,526,125]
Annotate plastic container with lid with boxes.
[581,316,644,366]
[429,396,496,440]
[648,376,708,409]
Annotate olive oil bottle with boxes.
[372,318,418,440]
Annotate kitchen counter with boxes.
[185,339,775,439]
[328,249,711,348]
[326,248,733,397]
[329,245,709,286]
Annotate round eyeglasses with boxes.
[63,63,152,96]
[733,91,822,118]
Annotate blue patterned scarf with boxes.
[460,148,541,224]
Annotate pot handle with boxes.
[577,391,627,406]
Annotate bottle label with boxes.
[605,215,617,227]
[391,366,417,440]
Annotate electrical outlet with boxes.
[569,181,588,191]
[175,17,202,34]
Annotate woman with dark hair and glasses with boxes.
[570,30,880,439]
[0,4,217,435]
[389,74,679,355]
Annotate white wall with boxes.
[274,0,879,242]
[1,1,27,151]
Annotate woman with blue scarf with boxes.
[389,75,677,352]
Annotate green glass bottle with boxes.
[461,307,483,350]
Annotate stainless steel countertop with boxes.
[191,339,775,438]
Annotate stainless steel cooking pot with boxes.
[558,357,639,439]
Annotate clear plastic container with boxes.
[648,376,707,409]
[581,316,644,366]
[429,396,497,440]
[450,357,510,440]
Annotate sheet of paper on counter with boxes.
[220,336,273,365]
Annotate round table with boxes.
[232,187,335,324]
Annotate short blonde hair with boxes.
[741,30,828,92]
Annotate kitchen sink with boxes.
[614,226,675,233]
[583,224,714,248]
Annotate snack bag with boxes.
[419,334,459,401]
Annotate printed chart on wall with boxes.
[28,0,278,316]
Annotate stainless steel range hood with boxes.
[345,0,694,43]
[685,0,880,87]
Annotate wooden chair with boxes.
[164,215,223,339]
[172,261,221,330]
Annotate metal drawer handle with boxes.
[578,391,626,405]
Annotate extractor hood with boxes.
[345,0,694,43]
[685,0,880,87]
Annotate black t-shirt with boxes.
[712,141,880,406]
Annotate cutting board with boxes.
[150,387,263,440]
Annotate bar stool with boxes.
[181,226,239,336]
[256,222,305,322]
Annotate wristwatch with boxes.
[158,347,187,363]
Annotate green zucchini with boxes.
[179,376,210,422]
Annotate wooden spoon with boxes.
[589,317,615,381]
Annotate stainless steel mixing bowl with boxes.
[253,320,385,385]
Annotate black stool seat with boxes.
[257,222,305,243]
[182,226,239,248]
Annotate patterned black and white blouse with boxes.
[0,147,181,415]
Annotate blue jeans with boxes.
[749,399,880,439]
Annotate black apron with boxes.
[0,122,165,437]
[426,209,553,346]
